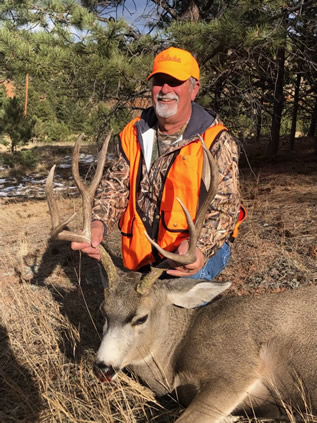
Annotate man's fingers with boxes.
[71,242,101,261]
[167,258,200,271]
[166,245,205,276]
[166,268,197,277]
[71,241,90,251]
[70,222,104,260]
[87,252,101,261]
[81,247,101,261]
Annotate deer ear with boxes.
[167,281,231,309]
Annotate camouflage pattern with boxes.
[92,117,241,260]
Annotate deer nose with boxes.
[94,361,118,382]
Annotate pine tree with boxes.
[0,1,156,144]
[1,0,316,154]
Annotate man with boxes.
[72,47,243,280]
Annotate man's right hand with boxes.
[71,220,105,261]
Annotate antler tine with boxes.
[136,261,169,295]
[45,164,81,241]
[193,137,219,235]
[137,138,219,296]
[143,196,197,265]
[46,131,119,287]
[144,138,218,265]
[72,132,112,241]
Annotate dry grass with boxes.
[0,137,316,422]
[0,280,166,423]
[0,198,181,422]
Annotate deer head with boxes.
[46,132,220,382]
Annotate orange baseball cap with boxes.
[147,47,200,81]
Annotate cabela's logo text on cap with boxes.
[157,54,182,63]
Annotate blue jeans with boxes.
[185,242,231,281]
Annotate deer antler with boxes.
[45,131,119,287]
[137,137,219,295]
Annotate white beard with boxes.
[154,94,179,119]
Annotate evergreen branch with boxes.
[201,44,225,66]
[278,0,317,18]
[150,0,178,19]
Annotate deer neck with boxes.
[131,306,195,395]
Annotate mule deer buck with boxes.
[46,133,317,423]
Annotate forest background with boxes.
[0,2,317,422]
[0,0,316,159]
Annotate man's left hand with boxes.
[166,240,205,277]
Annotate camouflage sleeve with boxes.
[197,130,241,258]
[92,145,130,235]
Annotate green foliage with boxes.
[0,149,40,170]
[33,119,70,142]
[0,0,316,154]
[0,97,35,151]
[167,0,316,147]
[0,1,156,144]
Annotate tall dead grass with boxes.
[0,279,178,422]
[0,193,179,421]
[1,140,316,422]
[1,268,316,422]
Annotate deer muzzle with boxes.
[93,361,119,382]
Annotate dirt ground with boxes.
[0,136,316,422]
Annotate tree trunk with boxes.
[255,108,262,142]
[267,45,286,156]
[289,72,301,151]
[255,94,264,142]
[181,0,200,21]
[308,94,317,137]
[213,79,223,111]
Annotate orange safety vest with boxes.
[119,120,243,270]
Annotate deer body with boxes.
[46,134,317,422]
[96,278,317,423]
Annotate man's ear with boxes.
[166,280,231,309]
[190,79,200,101]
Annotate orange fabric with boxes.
[147,47,200,81]
[231,204,247,239]
[119,122,226,270]
[118,118,152,269]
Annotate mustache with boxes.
[156,93,179,102]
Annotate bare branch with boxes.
[150,0,178,19]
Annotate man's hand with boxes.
[166,239,205,277]
[71,220,104,261]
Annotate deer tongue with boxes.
[93,363,118,383]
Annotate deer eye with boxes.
[132,315,148,326]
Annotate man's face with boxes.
[151,73,200,123]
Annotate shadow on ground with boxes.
[20,238,112,361]
[0,323,42,422]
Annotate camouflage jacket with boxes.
[92,102,241,260]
